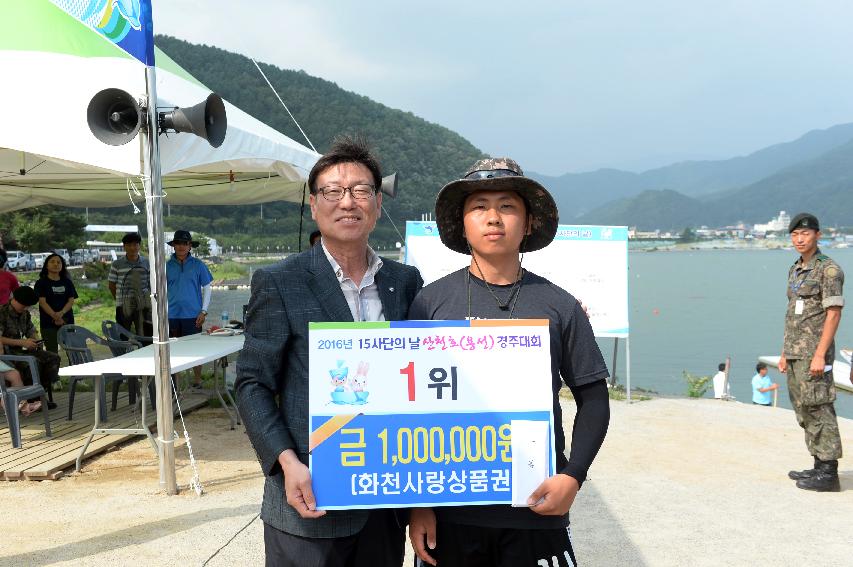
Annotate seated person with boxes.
[712,362,727,399]
[0,286,60,410]
[0,360,39,415]
[751,362,778,406]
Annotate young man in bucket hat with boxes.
[408,158,610,566]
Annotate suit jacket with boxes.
[236,244,423,538]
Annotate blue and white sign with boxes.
[405,221,630,338]
[308,320,555,510]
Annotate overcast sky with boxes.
[154,1,853,175]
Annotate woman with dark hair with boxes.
[34,253,78,354]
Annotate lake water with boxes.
[621,247,853,419]
[209,248,853,419]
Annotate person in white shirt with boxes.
[712,362,727,399]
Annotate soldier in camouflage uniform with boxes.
[778,213,844,492]
[0,286,61,409]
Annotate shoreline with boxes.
[630,239,793,252]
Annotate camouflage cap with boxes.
[434,157,559,254]
[788,212,820,233]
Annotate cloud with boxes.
[153,0,853,174]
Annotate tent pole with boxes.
[626,336,632,403]
[142,65,178,495]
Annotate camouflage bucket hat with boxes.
[434,157,559,254]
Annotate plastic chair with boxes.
[102,320,153,347]
[57,325,130,421]
[0,354,52,448]
[101,320,157,410]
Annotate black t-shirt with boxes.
[408,267,609,529]
[35,276,78,329]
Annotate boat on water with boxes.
[758,352,853,394]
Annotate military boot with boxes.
[795,459,841,492]
[788,456,820,480]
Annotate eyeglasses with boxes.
[464,169,521,180]
[317,184,376,201]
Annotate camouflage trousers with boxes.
[786,358,843,460]
[9,348,61,385]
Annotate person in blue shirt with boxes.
[751,362,778,406]
[166,230,213,388]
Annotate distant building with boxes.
[84,224,139,234]
[753,211,791,234]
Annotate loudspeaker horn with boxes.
[87,88,143,146]
[159,93,227,148]
[380,172,398,198]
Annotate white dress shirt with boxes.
[321,241,385,322]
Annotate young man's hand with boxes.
[809,353,826,377]
[777,354,787,373]
[409,507,437,565]
[528,473,579,516]
[278,449,325,519]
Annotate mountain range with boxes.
[87,37,853,238]
[530,123,853,228]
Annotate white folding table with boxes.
[58,333,245,470]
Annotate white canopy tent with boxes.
[1,1,323,494]
[0,3,320,212]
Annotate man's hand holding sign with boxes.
[308,320,557,510]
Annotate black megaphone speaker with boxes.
[380,172,398,198]
[87,88,143,146]
[159,93,227,148]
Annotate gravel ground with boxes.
[1,398,850,566]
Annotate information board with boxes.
[308,320,555,510]
[405,222,629,338]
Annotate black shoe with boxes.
[795,460,841,492]
[788,456,820,480]
[47,401,58,410]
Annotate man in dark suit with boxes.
[236,136,423,567]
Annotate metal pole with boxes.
[141,65,178,495]
[626,336,632,403]
[610,338,619,387]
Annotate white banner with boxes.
[405,222,630,338]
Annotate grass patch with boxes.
[683,371,713,398]
[558,384,653,402]
[64,277,115,335]
[209,260,250,282]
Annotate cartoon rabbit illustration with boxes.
[350,361,369,392]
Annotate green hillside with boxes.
[541,123,853,222]
[85,35,485,249]
[713,138,853,226]
[579,139,853,229]
[577,190,705,231]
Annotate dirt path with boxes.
[1,398,851,566]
